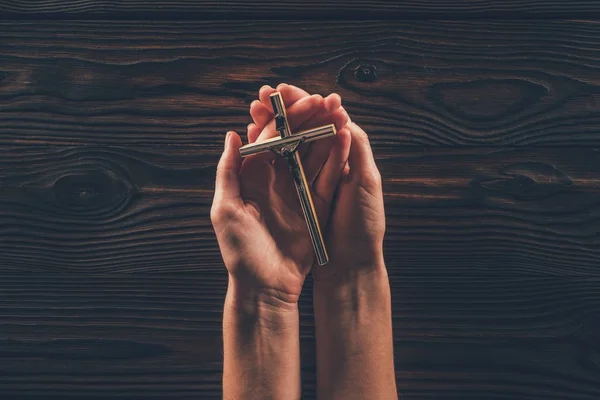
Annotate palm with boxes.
[215,84,349,299]
[230,154,323,298]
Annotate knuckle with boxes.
[215,163,235,183]
[210,203,239,226]
[209,206,221,225]
[362,167,382,188]
[308,94,323,106]
[356,128,370,144]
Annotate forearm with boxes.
[313,263,398,400]
[223,278,302,400]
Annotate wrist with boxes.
[312,253,387,289]
[312,260,391,311]
[225,277,299,330]
[222,278,302,400]
[312,261,397,400]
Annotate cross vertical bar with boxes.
[270,93,329,265]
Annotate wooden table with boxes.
[1,2,600,399]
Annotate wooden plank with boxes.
[2,0,600,19]
[0,272,599,399]
[1,145,599,276]
[2,20,600,146]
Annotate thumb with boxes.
[214,131,243,205]
[348,122,377,177]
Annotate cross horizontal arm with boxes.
[239,124,336,158]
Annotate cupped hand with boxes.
[249,85,386,286]
[313,120,386,284]
[211,84,350,305]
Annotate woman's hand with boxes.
[215,85,351,400]
[312,120,386,284]
[249,84,396,400]
[211,83,350,306]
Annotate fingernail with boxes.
[225,131,232,148]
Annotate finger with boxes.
[259,85,278,113]
[247,123,261,144]
[246,122,277,164]
[285,90,335,161]
[285,93,324,131]
[277,83,311,107]
[334,106,351,130]
[302,136,334,184]
[295,105,350,171]
[256,87,335,138]
[324,93,341,114]
[260,83,312,115]
[294,94,343,159]
[251,84,313,141]
[249,100,271,131]
[254,83,311,136]
[297,106,349,134]
[256,94,324,142]
[214,131,244,207]
[314,127,352,204]
[347,121,377,177]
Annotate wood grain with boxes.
[1,145,599,276]
[2,0,600,19]
[3,21,600,146]
[3,15,600,400]
[1,272,599,399]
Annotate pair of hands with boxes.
[211,83,386,306]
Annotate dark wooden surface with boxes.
[3,0,600,19]
[1,12,600,400]
[4,21,600,147]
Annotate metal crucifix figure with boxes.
[239,92,337,265]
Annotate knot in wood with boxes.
[354,64,378,82]
[51,166,136,218]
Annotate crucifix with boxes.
[239,92,337,265]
